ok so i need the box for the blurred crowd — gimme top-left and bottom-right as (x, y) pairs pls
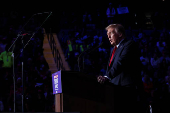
(0, 2), (170, 113)
(0, 11), (54, 112)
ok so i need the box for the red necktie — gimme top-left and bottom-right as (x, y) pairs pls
(109, 46), (117, 66)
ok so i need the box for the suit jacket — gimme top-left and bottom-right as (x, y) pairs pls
(106, 38), (142, 88)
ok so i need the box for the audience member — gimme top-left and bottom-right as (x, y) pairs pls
(159, 51), (170, 64)
(140, 52), (150, 67)
(106, 3), (116, 25)
(0, 44), (13, 78)
(82, 11), (93, 29)
(150, 52), (161, 69)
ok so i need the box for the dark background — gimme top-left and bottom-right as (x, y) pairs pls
(1, 0), (169, 16)
(0, 0), (169, 33)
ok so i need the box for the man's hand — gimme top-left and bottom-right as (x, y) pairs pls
(97, 75), (109, 84)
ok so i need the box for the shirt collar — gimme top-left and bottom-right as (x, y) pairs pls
(116, 39), (124, 48)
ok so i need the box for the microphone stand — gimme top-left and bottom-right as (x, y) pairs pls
(87, 42), (103, 54)
(8, 12), (52, 112)
(8, 13), (36, 113)
(8, 13), (36, 52)
(77, 46), (90, 72)
(21, 35), (24, 112)
(77, 42), (103, 72)
(21, 12), (52, 52)
(11, 44), (16, 112)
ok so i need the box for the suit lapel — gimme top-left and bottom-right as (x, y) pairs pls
(108, 39), (127, 68)
(112, 44), (123, 60)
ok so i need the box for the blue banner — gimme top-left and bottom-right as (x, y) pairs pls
(117, 7), (129, 14)
(52, 70), (62, 94)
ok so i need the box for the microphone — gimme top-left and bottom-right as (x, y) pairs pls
(34, 12), (52, 15)
(87, 42), (104, 54)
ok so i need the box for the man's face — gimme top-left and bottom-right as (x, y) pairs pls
(107, 28), (120, 46)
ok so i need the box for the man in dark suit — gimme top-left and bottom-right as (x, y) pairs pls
(97, 24), (143, 113)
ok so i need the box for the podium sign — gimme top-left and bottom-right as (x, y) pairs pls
(52, 70), (62, 94)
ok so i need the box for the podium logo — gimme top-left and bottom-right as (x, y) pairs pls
(54, 74), (59, 90)
(54, 74), (58, 79)
(52, 71), (62, 94)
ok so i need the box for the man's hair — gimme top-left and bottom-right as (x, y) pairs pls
(105, 24), (126, 37)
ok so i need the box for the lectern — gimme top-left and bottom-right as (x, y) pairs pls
(55, 71), (119, 113)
